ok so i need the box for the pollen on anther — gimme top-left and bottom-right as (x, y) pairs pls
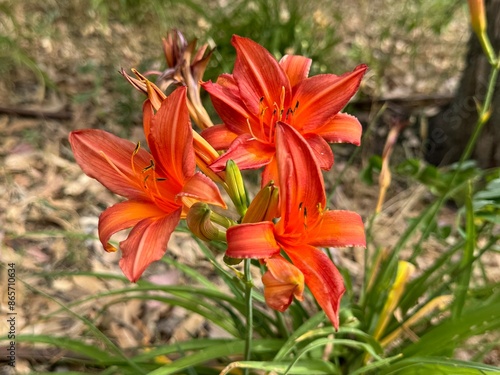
(142, 159), (155, 173)
(133, 142), (141, 155)
(131, 142), (141, 174)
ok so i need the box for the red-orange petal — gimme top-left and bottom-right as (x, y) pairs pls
(308, 210), (366, 248)
(69, 129), (150, 200)
(201, 124), (240, 150)
(226, 222), (280, 259)
(210, 134), (275, 172)
(275, 122), (325, 234)
(279, 55), (311, 88)
(202, 78), (253, 134)
(262, 255), (304, 312)
(261, 156), (279, 188)
(286, 245), (345, 329)
(293, 64), (367, 132)
(179, 172), (227, 209)
(148, 87), (195, 184)
(303, 132), (334, 170)
(119, 208), (182, 282)
(98, 200), (167, 254)
(232, 35), (291, 115)
(314, 113), (363, 146)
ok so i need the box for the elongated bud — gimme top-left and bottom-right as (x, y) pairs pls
(186, 202), (226, 242)
(225, 160), (248, 217)
(242, 181), (279, 223)
(468, 0), (487, 36)
(376, 119), (405, 213)
(192, 131), (226, 186)
(373, 261), (415, 340)
(467, 0), (496, 62)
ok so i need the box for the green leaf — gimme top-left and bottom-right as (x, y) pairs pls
(452, 182), (475, 319)
(381, 357), (500, 374)
(283, 338), (384, 375)
(360, 155), (382, 185)
(402, 297), (500, 357)
(219, 359), (338, 375)
(0, 335), (115, 362)
(273, 311), (326, 360)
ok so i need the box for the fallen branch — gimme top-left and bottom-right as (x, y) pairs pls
(0, 105), (72, 120)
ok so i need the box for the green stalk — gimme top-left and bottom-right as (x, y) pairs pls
(243, 259), (253, 375)
(459, 60), (499, 164)
(396, 55), (500, 261)
(451, 182), (476, 319)
(275, 310), (290, 339)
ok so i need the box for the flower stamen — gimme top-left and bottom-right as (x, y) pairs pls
(131, 142), (140, 175)
(246, 118), (258, 140)
(142, 159), (155, 173)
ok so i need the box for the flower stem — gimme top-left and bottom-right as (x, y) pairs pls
(459, 58), (499, 164)
(397, 45), (500, 262)
(243, 259), (253, 374)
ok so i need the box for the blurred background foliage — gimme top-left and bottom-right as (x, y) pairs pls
(0, 0), (466, 131)
(2, 0), (500, 373)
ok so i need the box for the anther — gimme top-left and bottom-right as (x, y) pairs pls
(131, 142), (141, 175)
(133, 142), (141, 155)
(142, 159), (155, 172)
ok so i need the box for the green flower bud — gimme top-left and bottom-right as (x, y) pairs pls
(225, 160), (248, 217)
(186, 202), (226, 242)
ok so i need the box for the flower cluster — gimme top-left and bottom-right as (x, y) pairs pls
(70, 31), (366, 328)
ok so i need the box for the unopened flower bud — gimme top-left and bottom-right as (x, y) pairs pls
(225, 160), (248, 217)
(468, 0), (487, 37)
(186, 202), (225, 242)
(242, 181), (279, 223)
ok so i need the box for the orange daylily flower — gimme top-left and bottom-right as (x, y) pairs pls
(69, 87), (226, 282)
(202, 35), (367, 184)
(121, 68), (226, 185)
(225, 122), (366, 328)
